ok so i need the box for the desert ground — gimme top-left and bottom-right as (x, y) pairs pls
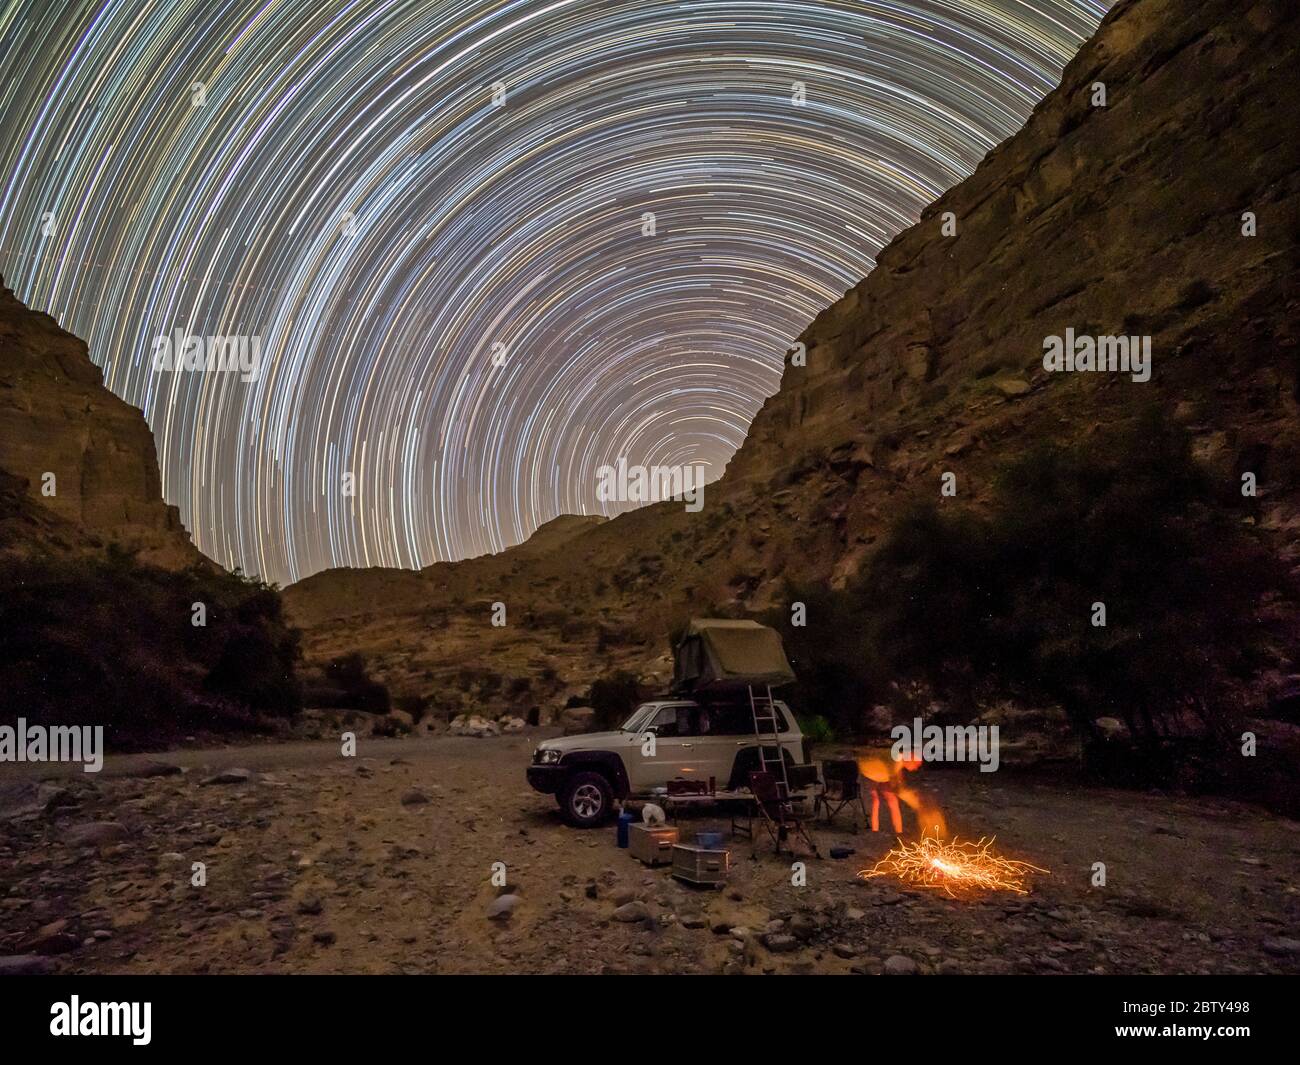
(2, 731), (1298, 976)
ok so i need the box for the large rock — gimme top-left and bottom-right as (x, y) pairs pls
(449, 714), (501, 738)
(561, 707), (597, 735)
(0, 277), (203, 568)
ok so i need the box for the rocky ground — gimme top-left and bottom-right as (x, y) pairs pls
(2, 733), (1297, 976)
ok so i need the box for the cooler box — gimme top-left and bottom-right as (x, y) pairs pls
(672, 843), (730, 886)
(628, 823), (679, 866)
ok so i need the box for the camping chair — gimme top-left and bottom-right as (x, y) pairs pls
(814, 759), (868, 830)
(745, 771), (820, 859)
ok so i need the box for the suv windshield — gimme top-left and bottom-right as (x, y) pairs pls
(619, 703), (659, 733)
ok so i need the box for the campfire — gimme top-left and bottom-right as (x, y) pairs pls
(859, 828), (1049, 897)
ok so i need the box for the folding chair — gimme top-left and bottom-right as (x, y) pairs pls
(746, 771), (820, 859)
(814, 759), (868, 830)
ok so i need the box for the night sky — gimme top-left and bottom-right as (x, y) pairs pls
(0, 0), (1107, 585)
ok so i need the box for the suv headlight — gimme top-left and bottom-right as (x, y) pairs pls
(534, 747), (562, 765)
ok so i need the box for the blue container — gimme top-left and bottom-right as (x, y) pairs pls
(617, 811), (635, 848)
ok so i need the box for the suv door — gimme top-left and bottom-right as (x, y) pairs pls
(627, 703), (708, 791)
(691, 703), (749, 788)
(702, 702), (765, 789)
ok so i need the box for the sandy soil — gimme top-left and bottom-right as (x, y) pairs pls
(2, 732), (1298, 975)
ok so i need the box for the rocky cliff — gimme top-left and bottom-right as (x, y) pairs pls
(283, 0), (1299, 725)
(0, 277), (203, 570)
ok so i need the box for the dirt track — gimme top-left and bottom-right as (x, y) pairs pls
(2, 732), (1298, 975)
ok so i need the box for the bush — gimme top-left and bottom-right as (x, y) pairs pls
(307, 652), (390, 713)
(0, 551), (302, 748)
(760, 586), (886, 735)
(861, 406), (1290, 780)
(798, 713), (835, 743)
(585, 670), (643, 730)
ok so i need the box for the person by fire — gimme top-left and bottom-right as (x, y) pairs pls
(858, 752), (947, 838)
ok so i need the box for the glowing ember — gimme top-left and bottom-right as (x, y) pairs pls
(859, 830), (1048, 897)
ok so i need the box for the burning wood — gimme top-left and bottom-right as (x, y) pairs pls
(859, 830), (1048, 897)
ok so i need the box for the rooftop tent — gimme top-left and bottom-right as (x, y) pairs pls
(671, 618), (797, 693)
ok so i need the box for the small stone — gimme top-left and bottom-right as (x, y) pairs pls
(764, 934), (799, 954)
(64, 822), (127, 847)
(295, 896), (323, 915)
(200, 768), (253, 785)
(680, 914), (707, 929)
(400, 788), (429, 806)
(488, 895), (521, 920)
(1262, 937), (1300, 957)
(789, 913), (817, 940)
(884, 954), (918, 975)
(614, 902), (650, 923)
(832, 943), (858, 959)
(0, 955), (54, 975)
(313, 930), (337, 946)
(132, 760), (183, 778)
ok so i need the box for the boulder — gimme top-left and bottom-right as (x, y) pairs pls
(561, 707), (597, 735)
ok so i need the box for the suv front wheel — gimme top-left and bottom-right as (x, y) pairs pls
(558, 770), (614, 828)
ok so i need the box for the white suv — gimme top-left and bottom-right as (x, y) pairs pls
(527, 698), (806, 827)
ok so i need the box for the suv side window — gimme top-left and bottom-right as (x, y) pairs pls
(648, 706), (678, 737)
(648, 705), (702, 738)
(705, 704), (752, 735)
(697, 703), (791, 735)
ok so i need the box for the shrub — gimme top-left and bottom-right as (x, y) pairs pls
(0, 552), (302, 748)
(759, 586), (886, 735)
(586, 670), (643, 730)
(308, 652), (390, 713)
(861, 406), (1290, 781)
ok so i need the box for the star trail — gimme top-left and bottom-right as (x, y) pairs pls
(0, 0), (1108, 585)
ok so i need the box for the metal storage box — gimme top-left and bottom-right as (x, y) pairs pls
(628, 823), (679, 866)
(672, 843), (730, 886)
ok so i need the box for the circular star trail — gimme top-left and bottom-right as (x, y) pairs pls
(0, 0), (1108, 585)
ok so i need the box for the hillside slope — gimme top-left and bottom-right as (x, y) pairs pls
(283, 0), (1299, 725)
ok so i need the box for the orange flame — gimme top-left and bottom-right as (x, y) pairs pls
(859, 829), (1049, 897)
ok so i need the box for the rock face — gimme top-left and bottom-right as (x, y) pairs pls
(283, 0), (1299, 729)
(0, 277), (202, 569)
